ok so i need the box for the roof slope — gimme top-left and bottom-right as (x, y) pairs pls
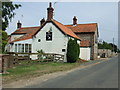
(10, 19), (82, 43)
(65, 23), (97, 33)
(10, 26), (40, 43)
(52, 20), (81, 40)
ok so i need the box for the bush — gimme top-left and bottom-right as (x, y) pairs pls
(37, 49), (45, 60)
(66, 38), (80, 63)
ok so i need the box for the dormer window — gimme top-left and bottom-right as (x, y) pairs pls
(46, 27), (52, 41)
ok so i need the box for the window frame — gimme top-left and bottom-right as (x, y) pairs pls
(46, 32), (52, 41)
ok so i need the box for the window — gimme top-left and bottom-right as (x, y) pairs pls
(62, 49), (65, 52)
(25, 44), (28, 53)
(29, 44), (32, 53)
(46, 27), (52, 41)
(18, 44), (21, 52)
(46, 32), (52, 41)
(15, 44), (17, 52)
(15, 43), (32, 53)
(22, 44), (24, 52)
(38, 39), (41, 42)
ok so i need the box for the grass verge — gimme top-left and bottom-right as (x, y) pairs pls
(2, 62), (81, 84)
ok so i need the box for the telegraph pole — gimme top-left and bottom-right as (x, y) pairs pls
(113, 38), (114, 55)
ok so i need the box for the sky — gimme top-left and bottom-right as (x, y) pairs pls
(6, 1), (118, 47)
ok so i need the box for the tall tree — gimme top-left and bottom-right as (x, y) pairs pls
(67, 38), (80, 63)
(0, 2), (21, 53)
(0, 29), (8, 53)
(2, 2), (21, 30)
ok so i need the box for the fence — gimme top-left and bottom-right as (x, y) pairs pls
(0, 52), (64, 73)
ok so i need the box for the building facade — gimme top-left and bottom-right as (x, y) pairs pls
(65, 17), (99, 60)
(6, 2), (99, 61)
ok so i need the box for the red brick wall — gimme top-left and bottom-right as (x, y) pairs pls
(76, 33), (95, 60)
(0, 54), (10, 73)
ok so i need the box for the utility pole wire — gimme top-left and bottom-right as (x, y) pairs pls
(20, 15), (23, 23)
(53, 2), (58, 17)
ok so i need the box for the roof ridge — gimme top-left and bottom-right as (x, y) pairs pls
(65, 23), (97, 26)
(17, 26), (40, 30)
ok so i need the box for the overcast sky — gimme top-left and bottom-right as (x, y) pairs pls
(6, 2), (118, 47)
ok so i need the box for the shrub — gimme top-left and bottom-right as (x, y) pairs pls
(66, 38), (80, 63)
(37, 49), (45, 60)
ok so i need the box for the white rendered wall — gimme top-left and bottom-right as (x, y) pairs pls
(80, 47), (91, 60)
(32, 22), (69, 62)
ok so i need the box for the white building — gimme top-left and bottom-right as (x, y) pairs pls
(6, 2), (99, 61)
(6, 3), (81, 62)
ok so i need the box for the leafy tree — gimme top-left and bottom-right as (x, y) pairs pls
(2, 2), (21, 30)
(0, 30), (8, 53)
(67, 38), (80, 63)
(117, 49), (120, 53)
(1, 2), (21, 53)
(98, 41), (119, 53)
(109, 43), (118, 53)
(98, 41), (112, 50)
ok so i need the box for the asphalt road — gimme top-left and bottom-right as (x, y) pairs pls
(27, 56), (118, 88)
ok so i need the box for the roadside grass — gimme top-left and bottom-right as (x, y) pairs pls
(2, 61), (81, 84)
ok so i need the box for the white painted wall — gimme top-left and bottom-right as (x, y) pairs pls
(32, 22), (68, 54)
(32, 22), (69, 62)
(8, 22), (81, 62)
(80, 47), (91, 60)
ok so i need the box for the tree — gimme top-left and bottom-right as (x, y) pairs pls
(98, 41), (112, 50)
(1, 2), (21, 53)
(109, 43), (118, 53)
(0, 30), (8, 53)
(66, 38), (80, 63)
(98, 41), (119, 53)
(2, 2), (21, 30)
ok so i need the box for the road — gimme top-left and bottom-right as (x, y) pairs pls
(27, 56), (118, 88)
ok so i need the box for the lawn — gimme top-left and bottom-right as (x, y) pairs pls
(2, 61), (81, 84)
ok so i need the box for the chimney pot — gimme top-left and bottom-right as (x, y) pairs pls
(49, 2), (52, 7)
(17, 20), (22, 28)
(47, 2), (54, 21)
(73, 16), (77, 25)
(40, 18), (45, 26)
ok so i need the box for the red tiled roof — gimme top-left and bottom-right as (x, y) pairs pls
(65, 23), (97, 33)
(10, 19), (82, 43)
(80, 40), (90, 47)
(10, 26), (40, 43)
(52, 20), (81, 40)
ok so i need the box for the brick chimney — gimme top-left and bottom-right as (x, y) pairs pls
(47, 2), (54, 21)
(17, 20), (22, 28)
(40, 18), (45, 26)
(73, 16), (77, 25)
